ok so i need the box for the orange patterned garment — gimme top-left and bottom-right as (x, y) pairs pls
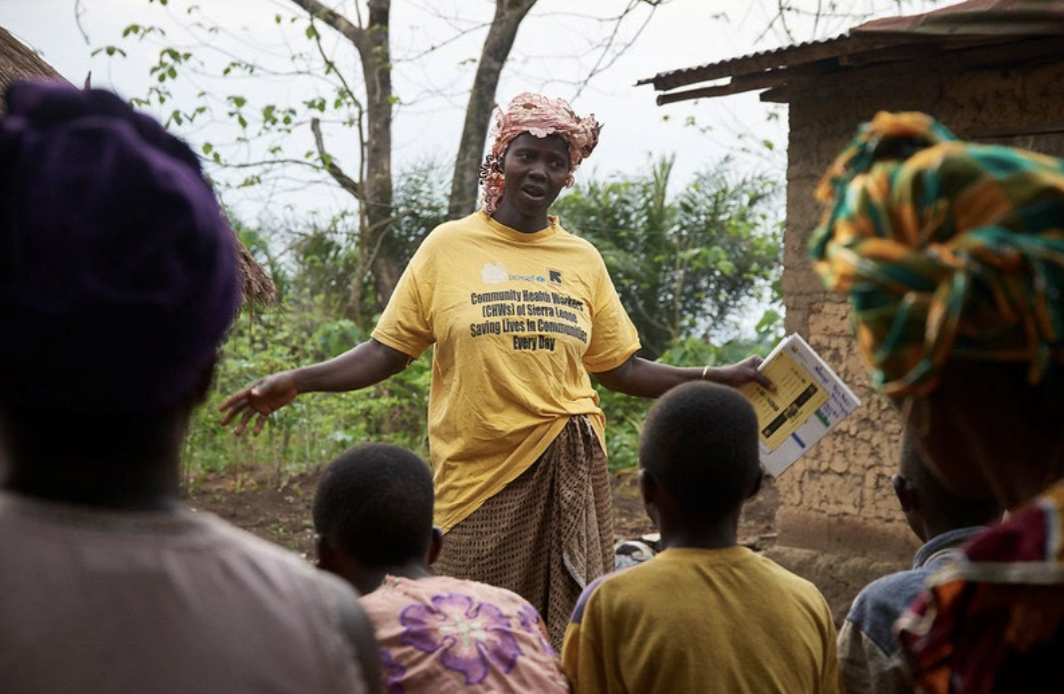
(896, 480), (1064, 694)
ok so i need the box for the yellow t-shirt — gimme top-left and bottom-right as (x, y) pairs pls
(372, 211), (640, 531)
(561, 547), (842, 694)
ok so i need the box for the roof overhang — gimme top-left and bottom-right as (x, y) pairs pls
(638, 0), (1064, 105)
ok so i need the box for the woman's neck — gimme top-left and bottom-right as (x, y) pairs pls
(490, 204), (549, 234)
(1, 410), (187, 512)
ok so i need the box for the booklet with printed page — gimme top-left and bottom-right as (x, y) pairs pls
(738, 333), (861, 477)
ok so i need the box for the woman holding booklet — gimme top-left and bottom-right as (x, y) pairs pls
(220, 92), (772, 646)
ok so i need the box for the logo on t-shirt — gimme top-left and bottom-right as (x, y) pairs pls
(549, 270), (562, 284)
(482, 262), (507, 285)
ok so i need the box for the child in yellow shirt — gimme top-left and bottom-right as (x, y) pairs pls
(561, 381), (842, 694)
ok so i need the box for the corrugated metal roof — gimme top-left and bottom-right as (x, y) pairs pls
(855, 0), (1064, 35)
(635, 35), (850, 92)
(635, 33), (918, 93)
(639, 0), (1064, 103)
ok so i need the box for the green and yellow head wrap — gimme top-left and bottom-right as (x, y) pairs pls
(810, 111), (1064, 397)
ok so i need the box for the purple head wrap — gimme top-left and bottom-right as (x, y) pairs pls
(0, 81), (239, 414)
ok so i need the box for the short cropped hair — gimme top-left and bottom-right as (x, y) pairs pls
(639, 381), (761, 523)
(313, 443), (435, 567)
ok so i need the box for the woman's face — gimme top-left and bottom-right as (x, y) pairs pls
(499, 132), (570, 218)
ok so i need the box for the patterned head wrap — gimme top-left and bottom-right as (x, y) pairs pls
(0, 80), (239, 414)
(810, 111), (1064, 398)
(479, 92), (601, 215)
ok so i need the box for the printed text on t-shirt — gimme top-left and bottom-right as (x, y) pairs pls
(468, 289), (588, 349)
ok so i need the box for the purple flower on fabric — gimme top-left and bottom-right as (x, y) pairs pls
(516, 603), (556, 657)
(379, 648), (406, 694)
(399, 592), (524, 685)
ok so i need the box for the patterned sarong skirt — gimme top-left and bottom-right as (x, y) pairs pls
(433, 415), (614, 650)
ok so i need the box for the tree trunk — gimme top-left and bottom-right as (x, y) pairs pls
(291, 0), (540, 315)
(356, 0), (399, 314)
(447, 0), (538, 219)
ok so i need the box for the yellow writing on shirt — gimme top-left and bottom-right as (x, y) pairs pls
(739, 349), (829, 451)
(467, 289), (588, 349)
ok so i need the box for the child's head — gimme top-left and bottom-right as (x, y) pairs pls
(639, 381), (762, 532)
(892, 429), (1002, 543)
(313, 443), (438, 591)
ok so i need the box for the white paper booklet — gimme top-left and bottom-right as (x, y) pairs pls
(738, 333), (861, 477)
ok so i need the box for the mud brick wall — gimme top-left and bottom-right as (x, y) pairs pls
(770, 52), (1064, 621)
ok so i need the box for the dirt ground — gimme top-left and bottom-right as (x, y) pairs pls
(187, 465), (778, 561)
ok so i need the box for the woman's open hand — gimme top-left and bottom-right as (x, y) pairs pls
(219, 371), (299, 436)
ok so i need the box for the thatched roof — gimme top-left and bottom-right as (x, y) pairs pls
(233, 233), (278, 307)
(0, 25), (66, 109)
(0, 24), (277, 307)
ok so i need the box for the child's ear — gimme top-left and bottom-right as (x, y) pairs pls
(892, 474), (918, 513)
(316, 533), (336, 571)
(639, 468), (665, 530)
(638, 468), (657, 506)
(427, 526), (444, 567)
(747, 472), (763, 500)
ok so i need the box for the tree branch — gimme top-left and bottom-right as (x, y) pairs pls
(308, 16), (364, 113)
(306, 14), (369, 210)
(397, 19), (492, 63)
(74, 0), (91, 45)
(571, 0), (661, 100)
(286, 0), (366, 48)
(447, 0), (539, 218)
(311, 117), (362, 199)
(219, 158), (323, 170)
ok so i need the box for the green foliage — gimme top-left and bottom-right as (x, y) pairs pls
(289, 216), (361, 317)
(181, 161), (449, 481)
(343, 158), (449, 320)
(554, 157), (782, 359)
(390, 158), (450, 268)
(103, 4), (363, 169)
(184, 292), (431, 485)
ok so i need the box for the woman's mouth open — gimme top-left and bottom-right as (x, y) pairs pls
(521, 184), (546, 199)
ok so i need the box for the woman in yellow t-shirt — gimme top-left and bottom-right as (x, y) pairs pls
(221, 92), (771, 646)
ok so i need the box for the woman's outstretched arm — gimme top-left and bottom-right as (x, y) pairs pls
(219, 338), (412, 435)
(593, 354), (772, 399)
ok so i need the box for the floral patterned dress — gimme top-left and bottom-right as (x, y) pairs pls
(361, 574), (570, 693)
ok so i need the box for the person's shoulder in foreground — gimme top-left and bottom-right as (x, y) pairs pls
(314, 442), (569, 693)
(0, 495), (376, 693)
(0, 79), (377, 694)
(561, 381), (841, 694)
(837, 431), (1001, 694)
